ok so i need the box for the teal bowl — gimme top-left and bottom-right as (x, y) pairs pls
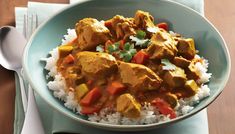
(23, 0), (231, 131)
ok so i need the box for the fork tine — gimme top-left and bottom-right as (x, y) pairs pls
(25, 14), (39, 40)
(30, 14), (33, 38)
(23, 14), (27, 38)
(32, 14), (38, 33)
(35, 14), (39, 28)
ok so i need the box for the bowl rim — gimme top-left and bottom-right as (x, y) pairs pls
(22, 0), (231, 130)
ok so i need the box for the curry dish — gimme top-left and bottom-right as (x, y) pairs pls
(55, 10), (208, 119)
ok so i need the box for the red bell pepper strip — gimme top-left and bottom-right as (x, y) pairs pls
(157, 22), (168, 31)
(119, 40), (125, 50)
(104, 20), (112, 28)
(80, 87), (102, 106)
(151, 98), (176, 119)
(107, 81), (126, 95)
(86, 80), (93, 86)
(132, 51), (149, 64)
(63, 54), (75, 64)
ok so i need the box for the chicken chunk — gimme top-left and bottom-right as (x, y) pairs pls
(106, 15), (136, 40)
(177, 38), (196, 59)
(163, 66), (187, 88)
(173, 56), (191, 68)
(146, 31), (177, 59)
(75, 18), (111, 50)
(164, 93), (178, 108)
(76, 51), (118, 79)
(118, 61), (162, 90)
(187, 58), (201, 80)
(116, 93), (141, 118)
(64, 66), (85, 89)
(116, 22), (136, 40)
(134, 10), (155, 29)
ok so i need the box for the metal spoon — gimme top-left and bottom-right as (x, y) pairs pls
(0, 26), (28, 112)
(0, 26), (44, 134)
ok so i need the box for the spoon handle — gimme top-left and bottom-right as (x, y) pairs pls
(16, 69), (28, 113)
(21, 86), (45, 134)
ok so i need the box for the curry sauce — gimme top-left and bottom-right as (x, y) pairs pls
(55, 10), (204, 118)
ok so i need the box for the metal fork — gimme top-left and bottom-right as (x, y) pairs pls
(23, 14), (38, 40)
(21, 14), (39, 112)
(21, 14), (45, 134)
(19, 14), (35, 113)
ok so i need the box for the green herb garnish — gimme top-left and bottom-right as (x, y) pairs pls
(141, 39), (150, 48)
(161, 59), (176, 70)
(108, 42), (120, 53)
(96, 45), (104, 52)
(136, 30), (146, 39)
(123, 42), (133, 51)
(105, 41), (137, 62)
(130, 36), (150, 48)
(129, 30), (150, 48)
(119, 43), (137, 62)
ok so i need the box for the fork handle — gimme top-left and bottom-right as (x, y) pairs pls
(16, 69), (28, 113)
(21, 86), (45, 134)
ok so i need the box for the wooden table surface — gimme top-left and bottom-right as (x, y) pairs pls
(0, 0), (234, 134)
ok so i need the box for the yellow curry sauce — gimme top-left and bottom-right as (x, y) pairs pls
(56, 10), (203, 119)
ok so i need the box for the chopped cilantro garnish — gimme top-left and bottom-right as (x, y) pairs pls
(136, 30), (146, 39)
(123, 52), (133, 62)
(96, 45), (104, 52)
(129, 47), (137, 55)
(120, 51), (135, 62)
(161, 59), (176, 70)
(108, 42), (120, 53)
(129, 36), (150, 48)
(119, 43), (137, 62)
(124, 42), (131, 51)
(129, 30), (151, 47)
(142, 40), (150, 47)
(123, 42), (135, 51)
(147, 27), (158, 33)
(104, 41), (137, 62)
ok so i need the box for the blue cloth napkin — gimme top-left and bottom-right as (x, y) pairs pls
(14, 0), (208, 134)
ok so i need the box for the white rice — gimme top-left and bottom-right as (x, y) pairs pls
(61, 28), (77, 45)
(88, 103), (170, 125)
(194, 55), (212, 84)
(44, 29), (212, 125)
(47, 74), (66, 101)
